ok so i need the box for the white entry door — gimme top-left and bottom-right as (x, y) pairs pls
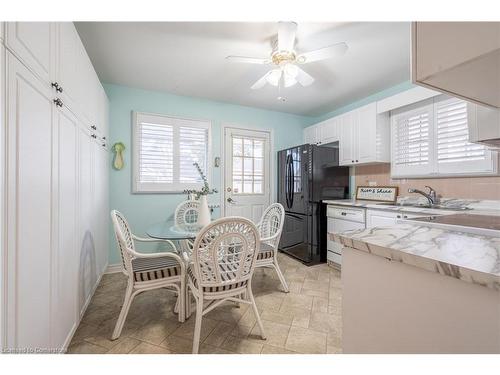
(223, 127), (271, 222)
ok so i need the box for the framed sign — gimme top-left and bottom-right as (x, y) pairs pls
(355, 186), (398, 203)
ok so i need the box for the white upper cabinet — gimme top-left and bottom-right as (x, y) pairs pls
(412, 22), (500, 108)
(339, 103), (390, 166)
(304, 118), (339, 146)
(338, 113), (356, 165)
(5, 22), (55, 84)
(468, 103), (500, 147)
(56, 23), (80, 114)
(304, 103), (390, 166)
(304, 124), (320, 145)
(319, 117), (339, 144)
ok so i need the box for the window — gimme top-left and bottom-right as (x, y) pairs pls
(391, 96), (496, 178)
(231, 136), (264, 194)
(133, 112), (211, 192)
(392, 103), (433, 177)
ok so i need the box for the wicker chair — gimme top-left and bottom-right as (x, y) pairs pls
(174, 200), (200, 260)
(255, 203), (289, 292)
(110, 210), (186, 340)
(188, 217), (266, 354)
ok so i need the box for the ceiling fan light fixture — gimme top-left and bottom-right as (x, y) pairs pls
(284, 63), (299, 78)
(266, 69), (282, 86)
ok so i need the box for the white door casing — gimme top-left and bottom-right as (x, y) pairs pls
(223, 127), (271, 222)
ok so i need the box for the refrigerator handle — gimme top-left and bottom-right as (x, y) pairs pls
(285, 154), (291, 209)
(290, 156), (295, 207)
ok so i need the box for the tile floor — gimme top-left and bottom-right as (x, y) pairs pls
(67, 253), (343, 354)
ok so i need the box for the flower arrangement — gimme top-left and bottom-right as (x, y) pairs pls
(183, 162), (218, 199)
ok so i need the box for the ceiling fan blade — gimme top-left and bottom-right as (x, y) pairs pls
(251, 72), (271, 90)
(278, 21), (297, 51)
(225, 56), (270, 64)
(297, 42), (348, 64)
(296, 66), (315, 87)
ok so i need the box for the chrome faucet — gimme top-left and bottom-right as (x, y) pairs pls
(408, 185), (438, 206)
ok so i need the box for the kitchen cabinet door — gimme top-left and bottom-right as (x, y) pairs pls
(6, 22), (54, 84)
(339, 114), (356, 165)
(357, 103), (377, 163)
(304, 125), (319, 145)
(366, 210), (398, 228)
(5, 52), (54, 348)
(320, 118), (339, 144)
(52, 105), (79, 349)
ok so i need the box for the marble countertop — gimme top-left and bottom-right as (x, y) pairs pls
(330, 224), (500, 290)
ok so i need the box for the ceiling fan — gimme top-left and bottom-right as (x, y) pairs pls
(226, 22), (348, 100)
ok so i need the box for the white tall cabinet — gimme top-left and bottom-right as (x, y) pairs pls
(1, 22), (109, 351)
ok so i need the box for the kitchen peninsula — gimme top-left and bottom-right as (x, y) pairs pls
(331, 222), (500, 353)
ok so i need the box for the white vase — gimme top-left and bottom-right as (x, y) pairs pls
(197, 195), (211, 227)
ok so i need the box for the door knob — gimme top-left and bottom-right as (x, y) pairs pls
(227, 197), (236, 204)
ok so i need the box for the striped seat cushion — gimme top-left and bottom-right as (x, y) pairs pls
(187, 266), (247, 293)
(257, 243), (274, 261)
(132, 256), (182, 282)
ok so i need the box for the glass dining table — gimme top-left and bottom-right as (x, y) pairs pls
(146, 220), (200, 241)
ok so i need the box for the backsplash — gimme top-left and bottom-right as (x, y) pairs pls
(354, 164), (500, 200)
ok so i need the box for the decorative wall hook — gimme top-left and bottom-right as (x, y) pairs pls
(112, 142), (126, 170)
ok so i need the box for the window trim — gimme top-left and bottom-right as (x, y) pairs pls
(132, 111), (212, 194)
(390, 96), (498, 179)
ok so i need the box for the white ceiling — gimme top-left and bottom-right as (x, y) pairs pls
(75, 22), (411, 117)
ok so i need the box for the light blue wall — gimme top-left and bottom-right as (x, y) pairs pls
(105, 83), (315, 265)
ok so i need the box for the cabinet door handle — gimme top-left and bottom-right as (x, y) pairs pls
(51, 82), (63, 93)
(91, 125), (97, 130)
(91, 134), (97, 139)
(397, 215), (401, 219)
(356, 160), (359, 163)
(53, 98), (63, 107)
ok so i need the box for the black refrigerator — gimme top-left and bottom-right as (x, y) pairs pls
(277, 144), (349, 264)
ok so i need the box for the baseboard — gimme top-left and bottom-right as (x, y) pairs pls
(105, 263), (123, 274)
(60, 268), (106, 353)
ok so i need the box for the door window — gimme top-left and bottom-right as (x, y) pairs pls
(232, 136), (264, 194)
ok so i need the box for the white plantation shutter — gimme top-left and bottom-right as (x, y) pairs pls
(179, 125), (208, 183)
(138, 122), (174, 184)
(391, 103), (433, 177)
(391, 96), (496, 178)
(133, 112), (211, 192)
(435, 97), (492, 174)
